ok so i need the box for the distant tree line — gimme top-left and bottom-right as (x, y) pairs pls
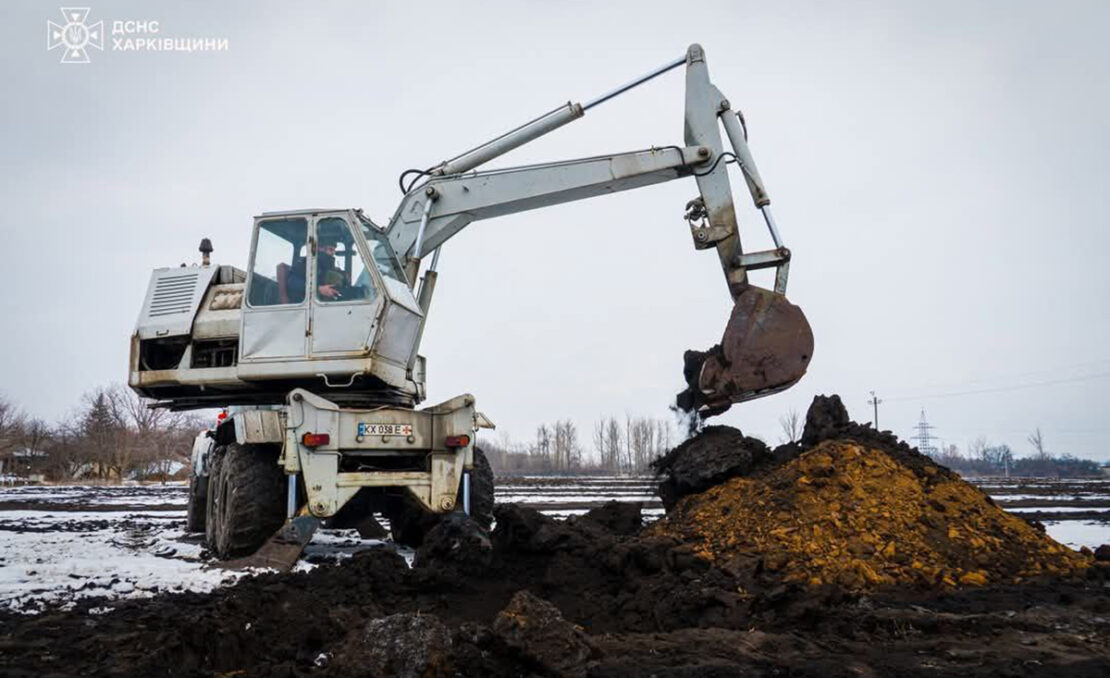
(8, 390), (1098, 483)
(927, 428), (1104, 478)
(0, 386), (205, 483)
(480, 415), (677, 475)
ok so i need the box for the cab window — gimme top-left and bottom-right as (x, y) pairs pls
(315, 217), (376, 303)
(248, 217), (307, 307)
(360, 222), (407, 283)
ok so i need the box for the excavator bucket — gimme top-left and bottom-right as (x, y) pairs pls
(679, 285), (813, 416)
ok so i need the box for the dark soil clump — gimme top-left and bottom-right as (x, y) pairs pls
(578, 500), (644, 535)
(413, 512), (493, 574)
(652, 425), (773, 509)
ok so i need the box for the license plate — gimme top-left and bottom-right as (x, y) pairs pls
(358, 422), (413, 437)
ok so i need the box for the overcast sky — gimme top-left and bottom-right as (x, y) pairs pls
(2, 1), (1107, 460)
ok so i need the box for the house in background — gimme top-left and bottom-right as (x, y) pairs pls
(0, 448), (49, 483)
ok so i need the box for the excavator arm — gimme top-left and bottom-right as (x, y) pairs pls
(385, 44), (813, 415)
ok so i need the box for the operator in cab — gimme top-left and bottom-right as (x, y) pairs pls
(315, 232), (345, 301)
(315, 218), (372, 302)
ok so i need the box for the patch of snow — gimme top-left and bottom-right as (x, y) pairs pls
(0, 519), (248, 614)
(498, 493), (660, 504)
(1006, 506), (1110, 515)
(1043, 520), (1110, 550)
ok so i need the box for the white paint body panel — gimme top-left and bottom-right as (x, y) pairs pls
(136, 266), (217, 340)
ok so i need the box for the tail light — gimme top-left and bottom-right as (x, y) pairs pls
(445, 434), (471, 448)
(302, 433), (330, 448)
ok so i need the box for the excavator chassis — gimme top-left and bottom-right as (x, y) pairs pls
(205, 388), (491, 568)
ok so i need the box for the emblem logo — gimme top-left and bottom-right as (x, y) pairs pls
(47, 8), (104, 64)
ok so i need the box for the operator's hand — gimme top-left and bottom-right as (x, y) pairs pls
(318, 284), (341, 299)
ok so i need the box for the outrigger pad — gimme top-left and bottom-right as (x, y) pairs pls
(678, 286), (813, 416)
(219, 516), (321, 572)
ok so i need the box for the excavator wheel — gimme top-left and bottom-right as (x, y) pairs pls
(385, 446), (495, 548)
(467, 446), (496, 528)
(204, 446), (226, 549)
(185, 470), (208, 533)
(207, 443), (286, 559)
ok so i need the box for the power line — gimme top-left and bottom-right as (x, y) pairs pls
(889, 357), (1110, 393)
(884, 370), (1110, 403)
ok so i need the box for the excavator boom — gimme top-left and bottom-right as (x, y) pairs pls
(388, 43), (813, 415)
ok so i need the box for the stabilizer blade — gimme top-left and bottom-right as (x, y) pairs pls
(219, 516), (320, 572)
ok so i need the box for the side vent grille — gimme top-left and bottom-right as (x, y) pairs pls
(149, 272), (200, 317)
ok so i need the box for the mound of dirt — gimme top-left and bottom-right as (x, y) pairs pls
(650, 396), (1093, 591)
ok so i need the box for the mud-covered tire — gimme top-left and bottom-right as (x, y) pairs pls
(468, 446), (495, 529)
(204, 446), (226, 549)
(211, 443), (286, 559)
(186, 471), (208, 533)
(386, 446), (495, 547)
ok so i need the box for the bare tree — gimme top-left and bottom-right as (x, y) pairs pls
(778, 407), (802, 444)
(534, 424), (551, 466)
(106, 384), (191, 479)
(617, 417), (672, 473)
(71, 384), (193, 480)
(626, 416), (645, 472)
(552, 419), (582, 470)
(967, 436), (988, 463)
(599, 418), (620, 473)
(15, 418), (52, 478)
(20, 418), (50, 452)
(936, 443), (962, 467)
(657, 418), (673, 457)
(592, 419), (606, 469)
(623, 415), (635, 473)
(1027, 427), (1048, 460)
(46, 422), (85, 480)
(0, 396), (24, 476)
(982, 444), (1014, 471)
(77, 388), (122, 478)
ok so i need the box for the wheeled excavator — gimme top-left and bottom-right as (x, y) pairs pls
(129, 44), (813, 568)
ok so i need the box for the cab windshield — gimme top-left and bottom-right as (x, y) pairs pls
(359, 218), (407, 283)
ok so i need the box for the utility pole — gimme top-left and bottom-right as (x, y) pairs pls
(867, 391), (882, 429)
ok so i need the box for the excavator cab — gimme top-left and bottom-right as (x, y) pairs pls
(237, 209), (427, 404)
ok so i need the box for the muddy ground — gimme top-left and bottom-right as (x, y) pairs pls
(2, 398), (1109, 677)
(0, 500), (1108, 677)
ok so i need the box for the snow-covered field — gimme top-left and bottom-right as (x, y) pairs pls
(0, 507), (238, 612)
(0, 476), (1107, 613)
(0, 484), (400, 613)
